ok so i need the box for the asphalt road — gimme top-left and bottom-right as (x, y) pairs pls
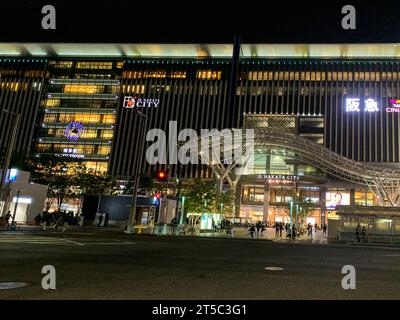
(0, 229), (400, 300)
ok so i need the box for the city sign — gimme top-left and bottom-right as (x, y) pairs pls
(123, 95), (160, 109)
(257, 174), (300, 181)
(345, 98), (379, 113)
(387, 99), (400, 113)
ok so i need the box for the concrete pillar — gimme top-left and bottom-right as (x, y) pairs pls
(350, 188), (355, 206)
(234, 181), (241, 220)
(263, 182), (270, 223)
(320, 188), (327, 225)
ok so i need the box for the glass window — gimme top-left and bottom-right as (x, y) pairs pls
(197, 70), (222, 80)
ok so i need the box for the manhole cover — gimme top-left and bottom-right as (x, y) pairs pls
(264, 267), (284, 271)
(0, 282), (27, 290)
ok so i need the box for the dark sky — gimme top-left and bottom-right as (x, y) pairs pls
(1, 0), (400, 43)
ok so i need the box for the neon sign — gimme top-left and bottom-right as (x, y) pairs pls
(345, 98), (379, 113)
(123, 95), (160, 109)
(257, 174), (300, 181)
(387, 99), (400, 113)
(65, 122), (84, 141)
(9, 169), (17, 182)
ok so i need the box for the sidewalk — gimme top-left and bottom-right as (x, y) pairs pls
(198, 227), (334, 244)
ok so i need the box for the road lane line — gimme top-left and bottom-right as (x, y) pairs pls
(61, 239), (85, 246)
(81, 242), (136, 245)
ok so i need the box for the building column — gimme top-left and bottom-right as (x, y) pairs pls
(263, 182), (270, 223)
(320, 187), (327, 225)
(234, 181), (241, 220)
(350, 188), (355, 206)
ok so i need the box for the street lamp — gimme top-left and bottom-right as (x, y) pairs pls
(0, 110), (21, 217)
(11, 188), (22, 226)
(126, 110), (149, 234)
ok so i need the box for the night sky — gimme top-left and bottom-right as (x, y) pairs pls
(1, 0), (400, 43)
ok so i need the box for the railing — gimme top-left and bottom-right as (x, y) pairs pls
(338, 231), (400, 245)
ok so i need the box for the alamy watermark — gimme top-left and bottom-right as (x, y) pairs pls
(145, 121), (254, 174)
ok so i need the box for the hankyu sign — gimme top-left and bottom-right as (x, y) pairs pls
(257, 174), (300, 181)
(123, 95), (160, 109)
(345, 98), (379, 113)
(387, 99), (400, 113)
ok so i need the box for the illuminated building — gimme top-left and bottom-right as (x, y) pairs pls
(35, 60), (123, 172)
(0, 43), (399, 226)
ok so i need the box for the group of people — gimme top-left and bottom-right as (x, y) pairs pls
(34, 211), (73, 232)
(355, 224), (367, 242)
(247, 221), (266, 238)
(212, 219), (234, 236)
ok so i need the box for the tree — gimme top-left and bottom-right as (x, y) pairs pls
(28, 155), (118, 212)
(182, 179), (217, 214)
(182, 179), (235, 216)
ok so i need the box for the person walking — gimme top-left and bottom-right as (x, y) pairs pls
(307, 223), (312, 237)
(275, 222), (280, 237)
(5, 211), (12, 229)
(249, 224), (256, 238)
(355, 224), (360, 242)
(361, 226), (366, 243)
(292, 225), (297, 239)
(34, 213), (42, 226)
(256, 222), (261, 236)
(226, 222), (233, 237)
(323, 224), (327, 236)
(279, 222), (283, 237)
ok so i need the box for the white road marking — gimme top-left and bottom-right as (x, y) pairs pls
(61, 238), (85, 246)
(0, 236), (136, 246)
(82, 242), (136, 245)
(265, 267), (284, 271)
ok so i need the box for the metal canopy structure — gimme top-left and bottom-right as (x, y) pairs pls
(186, 127), (400, 207)
(3, 43), (400, 58)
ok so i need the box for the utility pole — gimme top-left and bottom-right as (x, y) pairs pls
(0, 111), (21, 217)
(126, 110), (149, 234)
(11, 188), (21, 225)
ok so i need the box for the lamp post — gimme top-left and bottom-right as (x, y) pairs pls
(11, 188), (22, 225)
(0, 110), (21, 217)
(126, 110), (149, 234)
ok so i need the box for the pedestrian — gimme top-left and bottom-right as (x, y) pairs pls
(249, 224), (256, 238)
(279, 222), (283, 237)
(261, 222), (266, 236)
(275, 222), (280, 237)
(34, 213), (42, 226)
(98, 214), (103, 227)
(355, 224), (360, 242)
(307, 223), (312, 237)
(361, 226), (366, 243)
(292, 225), (297, 239)
(256, 221), (261, 236)
(323, 224), (327, 236)
(5, 211), (12, 229)
(226, 222), (233, 236)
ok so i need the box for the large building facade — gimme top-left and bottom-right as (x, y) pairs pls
(1, 43), (400, 226)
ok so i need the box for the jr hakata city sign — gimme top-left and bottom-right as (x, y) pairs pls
(123, 95), (160, 109)
(257, 174), (301, 181)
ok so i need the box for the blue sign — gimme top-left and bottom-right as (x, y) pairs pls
(9, 169), (17, 182)
(65, 122), (84, 141)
